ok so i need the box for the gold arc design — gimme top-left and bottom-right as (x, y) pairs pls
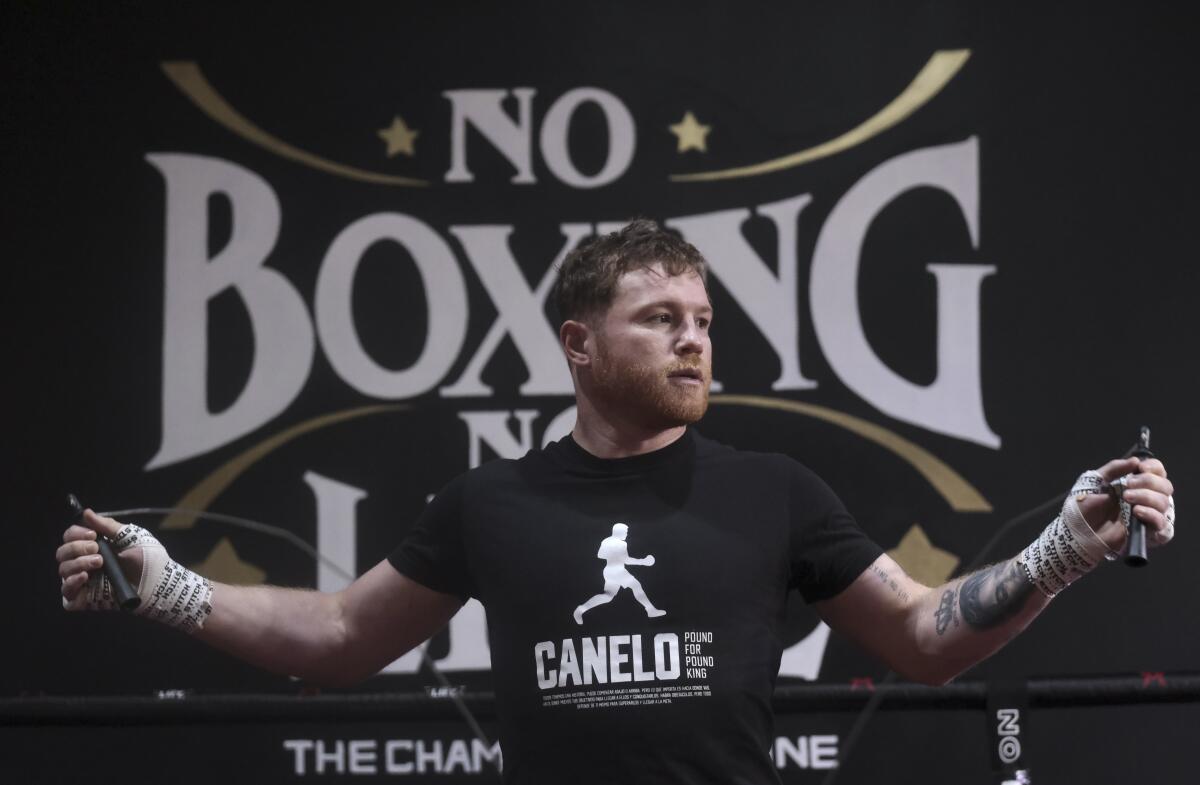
(164, 395), (987, 531)
(160, 62), (429, 187)
(669, 49), (971, 182)
(161, 404), (409, 530)
(710, 394), (991, 512)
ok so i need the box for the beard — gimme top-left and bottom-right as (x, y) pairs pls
(592, 342), (711, 429)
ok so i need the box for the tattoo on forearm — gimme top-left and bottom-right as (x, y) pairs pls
(870, 563), (911, 604)
(934, 588), (959, 635)
(957, 560), (1035, 630)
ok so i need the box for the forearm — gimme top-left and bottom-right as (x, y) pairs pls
(906, 558), (1050, 685)
(197, 583), (354, 686)
(62, 516), (459, 686)
(818, 462), (1174, 687)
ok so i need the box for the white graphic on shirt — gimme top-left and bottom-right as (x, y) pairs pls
(573, 523), (666, 625)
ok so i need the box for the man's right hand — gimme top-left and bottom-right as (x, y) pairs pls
(58, 509), (144, 610)
(57, 510), (463, 685)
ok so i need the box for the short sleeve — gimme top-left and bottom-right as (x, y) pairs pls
(387, 473), (477, 601)
(787, 463), (884, 603)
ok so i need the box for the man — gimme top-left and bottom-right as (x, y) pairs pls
(58, 220), (1176, 784)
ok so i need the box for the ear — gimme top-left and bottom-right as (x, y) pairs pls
(560, 319), (594, 367)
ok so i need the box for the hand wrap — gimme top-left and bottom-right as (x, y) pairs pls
(1018, 471), (1117, 598)
(63, 524), (213, 634)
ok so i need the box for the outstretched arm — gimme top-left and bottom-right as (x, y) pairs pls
(59, 510), (463, 687)
(199, 561), (462, 685)
(813, 457), (1174, 685)
(816, 552), (1047, 685)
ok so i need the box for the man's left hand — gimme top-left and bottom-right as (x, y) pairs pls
(1079, 457), (1175, 551)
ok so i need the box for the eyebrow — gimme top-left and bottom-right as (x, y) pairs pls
(637, 300), (713, 315)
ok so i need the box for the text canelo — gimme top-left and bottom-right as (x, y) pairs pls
(535, 631), (716, 689)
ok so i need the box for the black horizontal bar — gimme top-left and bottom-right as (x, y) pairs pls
(4, 673), (1197, 726)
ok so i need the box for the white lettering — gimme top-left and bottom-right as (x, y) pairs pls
(415, 740), (442, 774)
(631, 635), (654, 682)
(430, 598), (492, 671)
(442, 223), (588, 396)
(444, 88), (536, 184)
(773, 735), (839, 770)
(669, 195), (817, 391)
(146, 153), (314, 469)
(654, 633), (680, 679)
(315, 739), (345, 774)
(541, 405), (577, 447)
(458, 410), (539, 469)
(811, 735), (838, 769)
(778, 621), (830, 681)
(535, 634), (680, 689)
(810, 137), (999, 447)
(539, 88), (636, 188)
(290, 737), (498, 776)
(472, 739), (503, 773)
(558, 639), (583, 687)
(283, 739), (313, 775)
(535, 641), (556, 689)
(348, 739), (376, 774)
(384, 740), (413, 774)
(774, 736), (808, 769)
(582, 636), (607, 684)
(316, 213), (468, 399)
(443, 739), (471, 774)
(304, 471), (365, 594)
(609, 634), (631, 683)
(997, 707), (1021, 734)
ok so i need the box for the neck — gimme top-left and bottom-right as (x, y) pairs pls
(571, 400), (687, 459)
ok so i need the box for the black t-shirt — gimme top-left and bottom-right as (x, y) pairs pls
(389, 429), (882, 785)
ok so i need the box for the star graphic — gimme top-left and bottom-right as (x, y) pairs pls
(886, 524), (960, 586)
(190, 537), (267, 586)
(378, 115), (419, 157)
(668, 111), (711, 153)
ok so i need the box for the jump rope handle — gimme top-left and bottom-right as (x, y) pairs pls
(1125, 427), (1153, 567)
(67, 494), (141, 610)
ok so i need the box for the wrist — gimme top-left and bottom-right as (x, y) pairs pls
(1019, 479), (1114, 598)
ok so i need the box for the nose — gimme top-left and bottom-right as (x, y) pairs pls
(675, 317), (705, 355)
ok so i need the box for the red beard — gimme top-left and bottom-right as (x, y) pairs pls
(593, 344), (710, 429)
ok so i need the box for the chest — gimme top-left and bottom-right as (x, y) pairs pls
(462, 475), (793, 634)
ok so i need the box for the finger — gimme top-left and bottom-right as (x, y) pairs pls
(62, 525), (97, 544)
(59, 553), (104, 580)
(1095, 457), (1140, 482)
(55, 539), (99, 563)
(62, 571), (89, 602)
(1136, 458), (1167, 478)
(81, 509), (124, 539)
(1131, 505), (1168, 532)
(1123, 488), (1173, 515)
(1125, 473), (1174, 497)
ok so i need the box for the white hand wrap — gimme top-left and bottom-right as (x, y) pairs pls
(1018, 471), (1115, 598)
(64, 524), (213, 634)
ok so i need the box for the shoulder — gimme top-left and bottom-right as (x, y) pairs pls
(692, 431), (846, 513)
(447, 440), (560, 496)
(692, 430), (824, 483)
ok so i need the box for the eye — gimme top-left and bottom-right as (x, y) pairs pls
(696, 317), (711, 330)
(648, 313), (672, 324)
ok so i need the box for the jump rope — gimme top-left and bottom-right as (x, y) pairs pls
(67, 428), (1156, 780)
